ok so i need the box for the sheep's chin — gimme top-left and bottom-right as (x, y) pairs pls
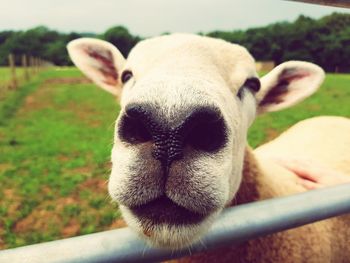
(120, 205), (220, 249)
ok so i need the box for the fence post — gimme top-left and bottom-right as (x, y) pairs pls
(35, 57), (39, 74)
(38, 58), (42, 71)
(29, 56), (35, 75)
(8, 53), (17, 90)
(22, 54), (30, 81)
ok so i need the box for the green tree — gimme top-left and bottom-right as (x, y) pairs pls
(102, 26), (140, 57)
(0, 13), (349, 71)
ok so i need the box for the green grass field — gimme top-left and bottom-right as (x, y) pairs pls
(0, 67), (30, 101)
(0, 67), (349, 249)
(0, 67), (26, 85)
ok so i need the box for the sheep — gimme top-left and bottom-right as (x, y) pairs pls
(67, 33), (350, 262)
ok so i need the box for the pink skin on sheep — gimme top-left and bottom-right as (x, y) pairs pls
(274, 158), (350, 189)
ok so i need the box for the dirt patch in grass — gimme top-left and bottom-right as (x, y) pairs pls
(109, 218), (127, 229)
(79, 178), (108, 194)
(19, 77), (91, 115)
(19, 85), (53, 113)
(13, 196), (79, 234)
(19, 75), (111, 128)
(98, 162), (112, 179)
(61, 218), (80, 238)
(0, 163), (13, 173)
(7, 201), (22, 217)
(306, 104), (321, 111)
(14, 209), (61, 233)
(60, 196), (79, 206)
(0, 222), (5, 249)
(44, 77), (91, 85)
(0, 231), (6, 249)
(65, 101), (103, 128)
(70, 166), (93, 176)
(265, 128), (280, 142)
(3, 189), (22, 215)
(3, 189), (15, 198)
(41, 186), (52, 196)
(57, 155), (70, 162)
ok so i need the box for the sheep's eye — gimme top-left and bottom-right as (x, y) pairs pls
(121, 70), (133, 84)
(237, 77), (261, 100)
(245, 77), (261, 92)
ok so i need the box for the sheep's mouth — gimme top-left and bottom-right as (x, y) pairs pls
(129, 195), (205, 225)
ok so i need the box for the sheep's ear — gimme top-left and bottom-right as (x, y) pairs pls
(67, 38), (126, 97)
(256, 61), (325, 114)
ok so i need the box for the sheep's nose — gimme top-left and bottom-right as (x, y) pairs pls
(118, 103), (227, 166)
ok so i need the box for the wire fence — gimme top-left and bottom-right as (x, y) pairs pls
(0, 54), (52, 100)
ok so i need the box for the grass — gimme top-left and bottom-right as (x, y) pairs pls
(0, 67), (349, 249)
(0, 67), (26, 84)
(0, 67), (122, 249)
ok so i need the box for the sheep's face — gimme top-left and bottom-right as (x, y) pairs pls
(68, 34), (325, 249)
(110, 35), (258, 248)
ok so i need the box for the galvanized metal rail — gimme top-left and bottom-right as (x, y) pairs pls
(287, 0), (350, 8)
(1, 183), (350, 263)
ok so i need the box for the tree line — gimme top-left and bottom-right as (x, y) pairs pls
(0, 12), (349, 72)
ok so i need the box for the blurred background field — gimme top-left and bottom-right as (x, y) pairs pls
(0, 67), (349, 249)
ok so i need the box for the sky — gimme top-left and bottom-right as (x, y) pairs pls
(0, 0), (349, 36)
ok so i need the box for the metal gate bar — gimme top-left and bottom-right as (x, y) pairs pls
(286, 0), (350, 8)
(1, 183), (350, 263)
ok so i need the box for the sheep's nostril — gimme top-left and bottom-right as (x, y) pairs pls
(118, 104), (153, 144)
(182, 108), (227, 152)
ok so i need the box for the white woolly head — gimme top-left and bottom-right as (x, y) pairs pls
(67, 33), (325, 249)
